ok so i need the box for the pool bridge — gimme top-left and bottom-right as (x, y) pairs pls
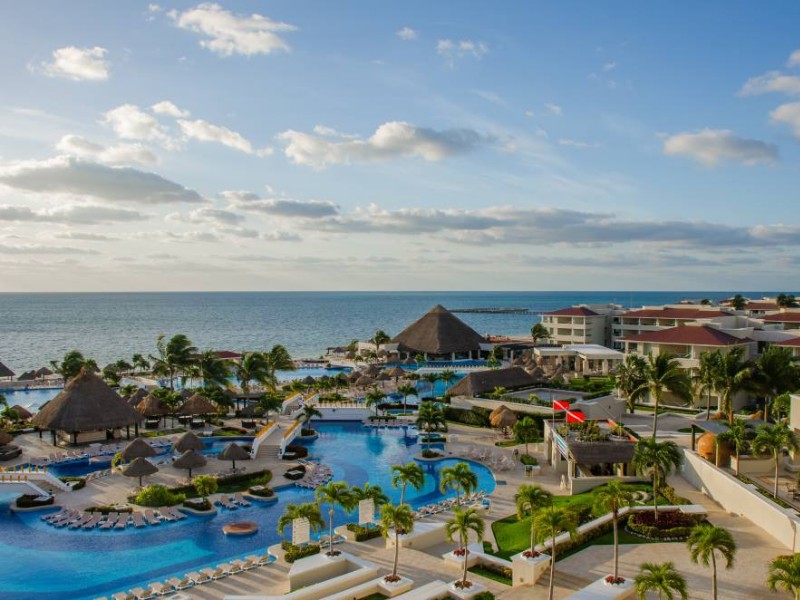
(0, 465), (71, 495)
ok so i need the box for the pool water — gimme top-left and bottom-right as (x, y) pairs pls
(0, 420), (494, 599)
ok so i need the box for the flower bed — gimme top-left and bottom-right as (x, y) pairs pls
(346, 523), (382, 541)
(281, 540), (321, 563)
(605, 575), (626, 585)
(626, 511), (702, 541)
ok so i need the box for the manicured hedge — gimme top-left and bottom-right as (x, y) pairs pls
(16, 494), (54, 508)
(346, 523), (382, 541)
(281, 541), (321, 562)
(626, 511), (701, 541)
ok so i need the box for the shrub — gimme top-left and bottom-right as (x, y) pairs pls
(469, 562), (512, 585)
(661, 485), (690, 505)
(281, 541), (321, 562)
(421, 449), (441, 459)
(59, 476), (86, 491)
(133, 484), (185, 507)
(474, 592), (496, 600)
(626, 511), (700, 541)
(444, 406), (491, 427)
(248, 486), (274, 498)
(346, 523), (382, 541)
(284, 466), (306, 481)
(15, 494), (54, 508)
(520, 454), (538, 466)
(283, 444), (308, 459)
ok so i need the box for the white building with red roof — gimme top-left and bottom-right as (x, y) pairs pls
(611, 305), (736, 350)
(539, 304), (622, 346)
(762, 310), (800, 331)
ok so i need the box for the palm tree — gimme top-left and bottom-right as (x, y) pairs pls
(716, 418), (750, 475)
(370, 330), (391, 357)
(513, 416), (539, 456)
(530, 322), (550, 345)
(616, 355), (647, 414)
(695, 351), (719, 419)
(752, 346), (798, 422)
(420, 372), (440, 399)
(632, 438), (683, 522)
(445, 508), (485, 590)
(753, 423), (800, 498)
(416, 402), (445, 451)
(440, 462), (478, 507)
(315, 481), (355, 556)
(150, 334), (197, 390)
(514, 484), (552, 556)
(397, 382), (416, 414)
(535, 506), (577, 600)
(192, 350), (231, 389)
(439, 369), (457, 395)
(236, 352), (272, 402)
(767, 554), (800, 600)
(380, 503), (415, 582)
(255, 392), (283, 420)
(152, 387), (181, 427)
(630, 353), (692, 438)
(265, 344), (295, 385)
(301, 405), (322, 432)
(730, 294), (746, 311)
(50, 350), (98, 382)
(391, 462), (425, 504)
(634, 562), (688, 600)
(712, 346), (755, 425)
(687, 523), (736, 600)
(365, 387), (386, 416)
(594, 481), (636, 581)
(132, 353), (150, 374)
(277, 502), (325, 542)
(351, 482), (389, 508)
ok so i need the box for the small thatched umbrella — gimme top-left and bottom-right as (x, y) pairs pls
(387, 366), (406, 378)
(126, 388), (148, 407)
(376, 372), (392, 382)
(174, 431), (205, 453)
(217, 442), (250, 471)
(122, 457), (158, 487)
(173, 449), (207, 480)
(136, 394), (168, 417)
(356, 375), (375, 387)
(120, 437), (157, 461)
(10, 405), (32, 421)
(0, 430), (13, 446)
(490, 408), (517, 430)
(302, 375), (316, 386)
(179, 393), (217, 416)
(347, 372), (361, 383)
(365, 365), (381, 377)
(35, 367), (54, 379)
(489, 404), (511, 419)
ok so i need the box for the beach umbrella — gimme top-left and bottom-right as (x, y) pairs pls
(173, 449), (207, 480)
(387, 366), (406, 379)
(217, 442), (250, 471)
(489, 404), (511, 419)
(302, 375), (316, 385)
(135, 394), (168, 417)
(347, 372), (361, 383)
(365, 365), (381, 377)
(174, 431), (205, 453)
(122, 457), (158, 488)
(179, 393), (216, 416)
(126, 388), (148, 407)
(490, 409), (517, 429)
(10, 405), (32, 421)
(356, 375), (375, 387)
(0, 430), (12, 446)
(376, 372), (391, 381)
(35, 367), (54, 379)
(120, 437), (158, 461)
(17, 371), (36, 382)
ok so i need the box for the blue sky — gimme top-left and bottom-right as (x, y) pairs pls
(0, 1), (799, 291)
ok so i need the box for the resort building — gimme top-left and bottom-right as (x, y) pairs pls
(31, 368), (143, 445)
(762, 310), (800, 331)
(778, 337), (800, 358)
(532, 344), (625, 377)
(611, 305), (735, 349)
(539, 304), (622, 346)
(366, 304), (493, 361)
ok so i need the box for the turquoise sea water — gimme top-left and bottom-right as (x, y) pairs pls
(0, 291), (771, 374)
(0, 420), (495, 599)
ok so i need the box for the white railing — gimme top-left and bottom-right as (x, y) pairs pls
(0, 466), (70, 492)
(249, 420), (277, 459)
(279, 420), (302, 455)
(282, 393), (303, 415)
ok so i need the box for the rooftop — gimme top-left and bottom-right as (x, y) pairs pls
(763, 312), (800, 323)
(620, 325), (751, 347)
(622, 307), (732, 319)
(391, 304), (486, 356)
(447, 367), (536, 397)
(542, 306), (599, 317)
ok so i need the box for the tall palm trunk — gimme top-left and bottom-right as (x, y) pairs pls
(651, 389), (660, 438)
(653, 472), (659, 523)
(734, 447), (740, 476)
(612, 508), (619, 579)
(711, 550), (717, 600)
(461, 533), (469, 586)
(764, 394), (771, 423)
(774, 453), (780, 498)
(392, 529), (400, 578)
(530, 521), (536, 555)
(548, 528), (556, 600)
(328, 508), (334, 555)
(706, 388), (711, 420)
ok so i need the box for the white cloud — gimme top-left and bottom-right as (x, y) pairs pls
(56, 134), (157, 166)
(0, 204), (147, 225)
(0, 156), (205, 204)
(545, 103), (562, 116)
(789, 49), (800, 68)
(278, 121), (492, 168)
(223, 191), (339, 218)
(436, 39), (488, 66)
(602, 61), (617, 71)
(662, 128), (777, 166)
(0, 244), (97, 255)
(397, 27), (418, 41)
(770, 102), (800, 139)
(103, 104), (174, 147)
(151, 100), (190, 118)
(171, 3), (297, 57)
(42, 46), (110, 81)
(558, 139), (598, 149)
(54, 232), (116, 241)
(177, 118), (259, 154)
(739, 71), (800, 96)
(167, 207), (245, 225)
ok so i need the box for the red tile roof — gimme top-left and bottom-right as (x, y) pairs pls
(777, 338), (800, 347)
(620, 325), (750, 347)
(763, 312), (800, 323)
(214, 351), (242, 359)
(745, 301), (778, 310)
(622, 308), (731, 319)
(542, 307), (598, 317)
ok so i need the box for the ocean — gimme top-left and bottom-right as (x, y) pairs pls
(0, 291), (776, 373)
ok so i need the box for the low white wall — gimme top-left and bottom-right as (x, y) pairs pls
(736, 456), (775, 476)
(387, 522), (447, 550)
(682, 449), (800, 551)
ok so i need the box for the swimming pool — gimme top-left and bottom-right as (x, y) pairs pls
(0, 420), (494, 599)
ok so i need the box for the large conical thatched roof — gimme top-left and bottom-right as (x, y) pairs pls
(174, 431), (205, 453)
(447, 367), (536, 398)
(179, 393), (216, 415)
(490, 404), (512, 419)
(217, 442), (250, 462)
(136, 394), (168, 417)
(392, 305), (486, 356)
(17, 370), (36, 381)
(120, 437), (158, 461)
(10, 405), (32, 420)
(122, 457), (158, 479)
(0, 361), (14, 378)
(126, 388), (148, 407)
(173, 449), (207, 470)
(32, 368), (143, 432)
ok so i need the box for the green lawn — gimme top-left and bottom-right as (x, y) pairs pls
(468, 565), (512, 586)
(491, 483), (666, 560)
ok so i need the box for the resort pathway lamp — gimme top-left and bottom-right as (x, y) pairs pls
(120, 437), (157, 462)
(217, 442), (250, 472)
(173, 449), (207, 481)
(122, 457), (158, 488)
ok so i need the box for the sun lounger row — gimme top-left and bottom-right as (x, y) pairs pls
(214, 493), (251, 510)
(295, 462), (333, 489)
(101, 554), (276, 600)
(43, 507), (185, 530)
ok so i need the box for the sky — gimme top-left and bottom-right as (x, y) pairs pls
(1, 1), (799, 292)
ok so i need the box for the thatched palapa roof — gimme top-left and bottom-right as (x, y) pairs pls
(173, 449), (207, 471)
(174, 431), (205, 453)
(490, 409), (517, 429)
(568, 440), (636, 465)
(126, 388), (148, 407)
(447, 367), (536, 398)
(489, 404), (512, 419)
(120, 437), (158, 461)
(179, 393), (217, 415)
(136, 394), (168, 417)
(392, 305), (486, 356)
(32, 369), (143, 432)
(122, 457), (158, 479)
(11, 405), (32, 420)
(0, 361), (14, 378)
(218, 442), (250, 463)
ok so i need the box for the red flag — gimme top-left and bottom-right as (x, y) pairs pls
(566, 410), (586, 423)
(553, 400), (570, 411)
